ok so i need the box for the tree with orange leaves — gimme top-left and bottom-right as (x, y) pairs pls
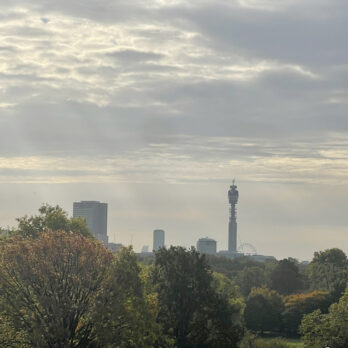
(283, 291), (330, 335)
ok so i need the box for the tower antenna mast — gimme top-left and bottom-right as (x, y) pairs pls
(228, 180), (239, 253)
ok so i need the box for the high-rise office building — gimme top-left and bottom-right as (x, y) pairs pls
(73, 201), (108, 244)
(197, 237), (217, 254)
(153, 229), (165, 251)
(228, 180), (239, 253)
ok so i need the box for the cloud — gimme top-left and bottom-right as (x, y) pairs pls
(0, 0), (347, 257)
(106, 49), (165, 62)
(161, 0), (348, 67)
(1, 133), (348, 186)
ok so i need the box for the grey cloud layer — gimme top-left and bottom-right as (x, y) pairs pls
(181, 1), (348, 66)
(0, 0), (347, 185)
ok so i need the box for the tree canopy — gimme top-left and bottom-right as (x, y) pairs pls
(282, 291), (330, 335)
(244, 287), (283, 333)
(300, 287), (348, 348)
(307, 248), (348, 301)
(14, 204), (92, 239)
(236, 266), (267, 297)
(270, 258), (303, 295)
(93, 247), (160, 348)
(0, 231), (112, 347)
(153, 246), (244, 348)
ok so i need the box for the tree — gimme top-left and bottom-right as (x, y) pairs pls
(14, 204), (92, 239)
(282, 291), (330, 335)
(212, 272), (241, 303)
(206, 254), (265, 280)
(236, 266), (267, 297)
(244, 287), (283, 333)
(270, 258), (303, 295)
(207, 273), (245, 347)
(93, 247), (160, 348)
(0, 312), (29, 348)
(307, 248), (348, 301)
(153, 246), (244, 348)
(300, 287), (348, 348)
(0, 231), (112, 347)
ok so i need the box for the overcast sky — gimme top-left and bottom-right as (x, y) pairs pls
(0, 0), (347, 260)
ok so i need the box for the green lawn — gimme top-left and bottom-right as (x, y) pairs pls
(260, 337), (304, 348)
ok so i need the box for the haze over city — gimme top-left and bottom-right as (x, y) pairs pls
(1, 0), (348, 260)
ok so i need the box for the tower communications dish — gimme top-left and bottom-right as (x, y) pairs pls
(228, 180), (239, 253)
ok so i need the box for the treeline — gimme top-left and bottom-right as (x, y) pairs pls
(205, 248), (348, 340)
(0, 205), (347, 348)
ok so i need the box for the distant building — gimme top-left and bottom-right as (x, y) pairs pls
(217, 251), (275, 262)
(107, 242), (123, 253)
(249, 254), (276, 262)
(218, 250), (244, 258)
(197, 237), (217, 254)
(141, 245), (149, 253)
(73, 201), (108, 244)
(0, 229), (9, 237)
(153, 229), (165, 251)
(140, 245), (153, 257)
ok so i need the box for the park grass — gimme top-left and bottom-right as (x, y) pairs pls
(260, 337), (304, 348)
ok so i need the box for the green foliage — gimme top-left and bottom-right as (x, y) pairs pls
(212, 271), (241, 301)
(300, 287), (348, 348)
(236, 266), (267, 297)
(307, 248), (348, 302)
(244, 287), (284, 333)
(14, 204), (93, 238)
(0, 312), (30, 348)
(282, 291), (330, 335)
(137, 253), (155, 265)
(299, 310), (328, 348)
(206, 254), (265, 280)
(209, 273), (246, 346)
(153, 246), (244, 348)
(0, 231), (112, 347)
(93, 247), (160, 348)
(270, 258), (303, 295)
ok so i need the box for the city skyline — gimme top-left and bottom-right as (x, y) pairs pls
(1, 179), (347, 261)
(0, 0), (348, 260)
